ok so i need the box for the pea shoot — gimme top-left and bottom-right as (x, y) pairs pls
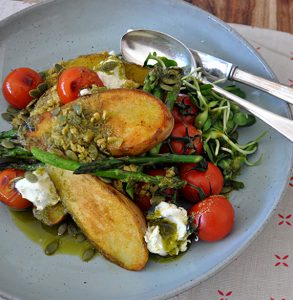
(143, 53), (265, 189)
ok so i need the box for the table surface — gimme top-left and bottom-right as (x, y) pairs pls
(186, 0), (293, 33)
(1, 1), (293, 300)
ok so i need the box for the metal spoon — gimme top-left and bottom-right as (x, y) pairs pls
(121, 29), (293, 142)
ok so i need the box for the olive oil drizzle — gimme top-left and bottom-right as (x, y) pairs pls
(9, 209), (98, 260)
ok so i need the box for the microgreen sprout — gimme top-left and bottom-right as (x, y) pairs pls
(143, 55), (266, 186)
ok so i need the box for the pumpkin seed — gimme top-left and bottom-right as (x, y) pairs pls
(57, 223), (68, 236)
(29, 89), (41, 99)
(160, 82), (174, 92)
(51, 107), (61, 116)
(54, 63), (64, 73)
(88, 144), (98, 159)
(84, 130), (94, 143)
(9, 176), (23, 188)
(82, 248), (96, 262)
(65, 149), (78, 161)
(99, 60), (118, 72)
(58, 115), (67, 125)
(38, 71), (47, 80)
(98, 177), (112, 184)
(44, 240), (59, 255)
(68, 223), (78, 237)
(76, 233), (86, 243)
(37, 82), (49, 93)
(1, 139), (15, 149)
(6, 106), (19, 114)
(50, 148), (64, 156)
(24, 171), (38, 183)
(72, 104), (82, 116)
(70, 114), (81, 125)
(1, 113), (14, 122)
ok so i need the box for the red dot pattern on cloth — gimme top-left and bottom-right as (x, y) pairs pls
(217, 290), (233, 300)
(278, 214), (292, 226)
(274, 255), (289, 267)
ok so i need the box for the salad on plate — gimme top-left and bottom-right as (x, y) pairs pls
(0, 49), (263, 271)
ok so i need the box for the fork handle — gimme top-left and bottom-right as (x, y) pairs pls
(231, 68), (293, 105)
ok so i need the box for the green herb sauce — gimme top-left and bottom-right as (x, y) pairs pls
(9, 209), (98, 259)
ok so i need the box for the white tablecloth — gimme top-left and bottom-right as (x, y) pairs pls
(1, 2), (293, 300)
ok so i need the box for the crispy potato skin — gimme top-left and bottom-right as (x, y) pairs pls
(26, 89), (174, 157)
(85, 89), (174, 156)
(47, 166), (149, 271)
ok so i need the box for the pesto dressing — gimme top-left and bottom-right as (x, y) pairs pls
(10, 209), (98, 259)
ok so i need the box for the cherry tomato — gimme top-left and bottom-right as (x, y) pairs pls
(2, 67), (43, 109)
(180, 162), (224, 202)
(188, 195), (234, 241)
(172, 94), (198, 124)
(0, 169), (32, 210)
(161, 122), (203, 155)
(134, 169), (176, 211)
(57, 67), (104, 104)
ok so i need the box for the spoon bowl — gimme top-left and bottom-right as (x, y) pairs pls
(121, 29), (196, 73)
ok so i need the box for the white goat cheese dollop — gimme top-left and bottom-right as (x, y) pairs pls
(15, 168), (60, 211)
(96, 55), (137, 89)
(78, 54), (138, 96)
(144, 201), (190, 256)
(97, 67), (126, 89)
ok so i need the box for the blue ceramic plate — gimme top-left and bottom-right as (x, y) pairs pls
(0, 1), (292, 299)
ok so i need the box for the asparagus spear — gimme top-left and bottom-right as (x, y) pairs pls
(0, 146), (34, 158)
(0, 159), (43, 171)
(0, 129), (18, 139)
(31, 147), (187, 189)
(74, 153), (202, 173)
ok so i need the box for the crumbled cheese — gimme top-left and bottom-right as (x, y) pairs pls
(144, 201), (190, 256)
(15, 168), (60, 210)
(97, 67), (126, 89)
(96, 55), (136, 89)
(144, 225), (167, 256)
(79, 88), (91, 96)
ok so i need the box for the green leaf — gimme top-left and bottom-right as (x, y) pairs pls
(233, 112), (256, 127)
(159, 57), (177, 67)
(125, 182), (134, 199)
(224, 85), (246, 98)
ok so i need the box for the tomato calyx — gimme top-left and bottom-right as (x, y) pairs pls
(162, 124), (203, 155)
(172, 94), (198, 124)
(187, 212), (199, 238)
(180, 161), (224, 203)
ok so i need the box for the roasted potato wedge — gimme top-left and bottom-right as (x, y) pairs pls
(44, 52), (149, 87)
(47, 166), (148, 271)
(32, 202), (67, 226)
(25, 89), (174, 157)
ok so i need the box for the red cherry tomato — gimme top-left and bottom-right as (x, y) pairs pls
(0, 169), (32, 210)
(180, 162), (224, 202)
(134, 169), (176, 211)
(188, 195), (234, 241)
(2, 67), (43, 109)
(57, 67), (104, 104)
(172, 94), (198, 124)
(161, 122), (203, 155)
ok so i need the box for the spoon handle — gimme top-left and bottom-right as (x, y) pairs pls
(207, 81), (293, 142)
(231, 68), (293, 105)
